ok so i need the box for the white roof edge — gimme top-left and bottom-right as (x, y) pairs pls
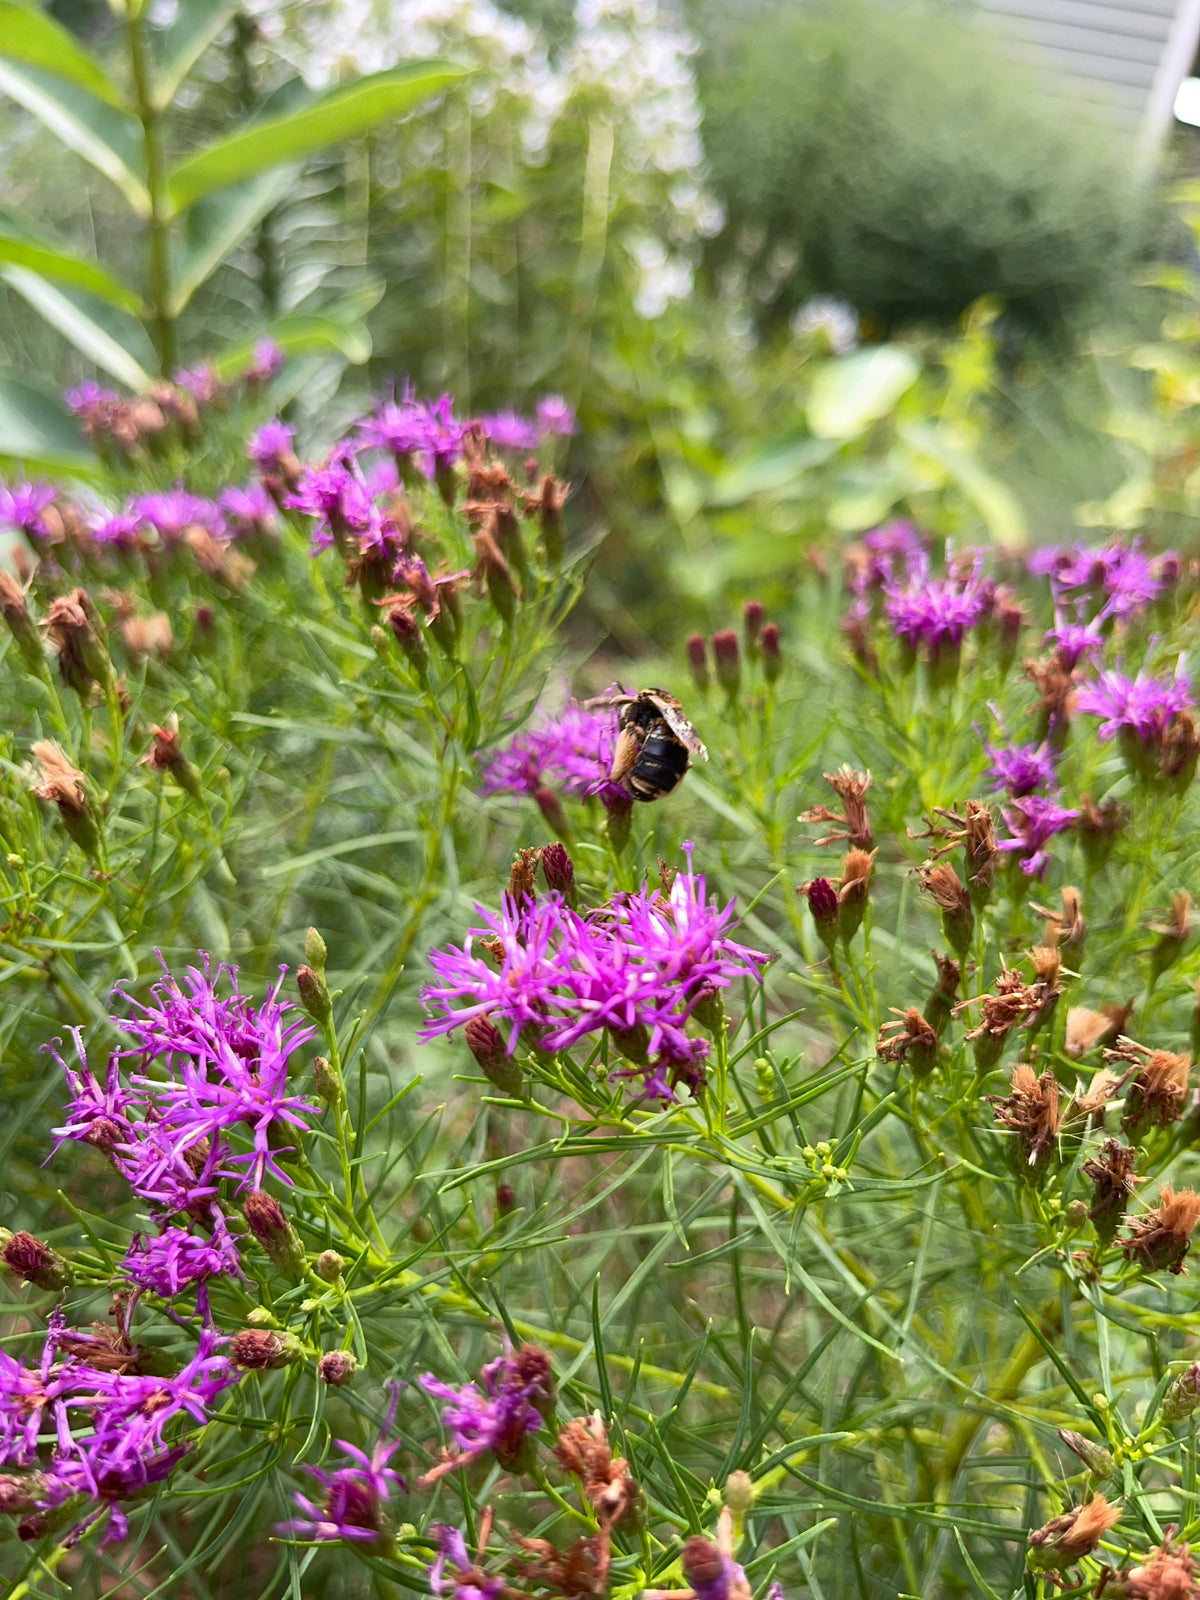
(1139, 0), (1200, 166)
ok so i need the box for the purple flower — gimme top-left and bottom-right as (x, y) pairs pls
(244, 338), (284, 386)
(65, 380), (118, 418)
(133, 488), (225, 545)
(418, 1350), (547, 1482)
(92, 511), (142, 549)
(1044, 613), (1104, 670)
(0, 481), (56, 544)
(479, 704), (624, 804)
(248, 418), (295, 467)
(853, 520), (927, 592)
(286, 445), (378, 550)
(882, 549), (990, 657)
(999, 795), (1078, 879)
(985, 740), (1057, 798)
(172, 363), (221, 406)
(430, 1524), (505, 1600)
(421, 849), (771, 1101)
(480, 410), (540, 451)
(122, 1227), (242, 1300)
(219, 483), (277, 539)
(278, 1382), (404, 1544)
(46, 1028), (138, 1159)
(535, 394), (577, 437)
(1031, 540), (1170, 620)
(1076, 665), (1194, 744)
(117, 955), (319, 1192)
(359, 389), (467, 479)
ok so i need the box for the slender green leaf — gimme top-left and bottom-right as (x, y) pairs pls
(169, 164), (300, 314)
(0, 266), (152, 389)
(151, 0), (240, 109)
(899, 419), (1029, 551)
(0, 60), (148, 214)
(165, 62), (469, 215)
(0, 235), (141, 312)
(0, 1), (127, 109)
(214, 312), (373, 377)
(805, 344), (920, 439)
(0, 372), (95, 474)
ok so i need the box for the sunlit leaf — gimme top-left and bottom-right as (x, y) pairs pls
(165, 62), (469, 215)
(898, 419), (1028, 550)
(214, 312), (373, 378)
(0, 266), (152, 389)
(0, 371), (96, 474)
(0, 1), (127, 109)
(0, 234), (141, 313)
(0, 60), (148, 215)
(805, 345), (920, 440)
(151, 0), (240, 110)
(170, 165), (301, 315)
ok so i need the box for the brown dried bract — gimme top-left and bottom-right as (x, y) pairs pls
(987, 1063), (1061, 1170)
(1066, 1002), (1134, 1059)
(877, 1008), (938, 1073)
(554, 1413), (640, 1531)
(919, 862), (971, 915)
(1031, 886), (1085, 951)
(1023, 653), (1075, 736)
(800, 766), (874, 851)
(1121, 1185), (1200, 1276)
(1118, 1538), (1200, 1600)
(1028, 1495), (1120, 1570)
(29, 740), (87, 816)
(1107, 1041), (1192, 1137)
(517, 1535), (609, 1597)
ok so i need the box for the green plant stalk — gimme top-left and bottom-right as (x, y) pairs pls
(126, 4), (174, 375)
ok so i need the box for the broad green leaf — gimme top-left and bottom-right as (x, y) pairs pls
(0, 1), (127, 109)
(151, 0), (240, 109)
(0, 235), (141, 313)
(898, 419), (1028, 550)
(170, 164), (300, 314)
(805, 345), (920, 440)
(165, 62), (469, 215)
(0, 267), (152, 389)
(705, 436), (841, 506)
(0, 372), (96, 474)
(0, 61), (149, 215)
(214, 312), (373, 378)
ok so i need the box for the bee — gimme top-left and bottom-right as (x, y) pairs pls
(591, 686), (708, 802)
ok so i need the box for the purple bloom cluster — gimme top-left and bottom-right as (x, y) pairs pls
(419, 1347), (551, 1482)
(421, 849), (771, 1100)
(0, 481), (56, 545)
(985, 739), (1057, 798)
(0, 1315), (238, 1544)
(882, 547), (991, 659)
(248, 417), (296, 468)
(1029, 538), (1173, 621)
(1076, 664), (1194, 745)
(122, 1227), (242, 1306)
(430, 1525), (505, 1600)
(358, 387), (468, 479)
(48, 955), (318, 1222)
(131, 487), (226, 545)
(478, 703), (624, 805)
(279, 1383), (405, 1545)
(480, 409), (541, 451)
(850, 520), (927, 593)
(998, 796), (1079, 879)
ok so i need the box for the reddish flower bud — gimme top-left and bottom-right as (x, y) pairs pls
(803, 877), (840, 954)
(686, 633), (709, 692)
(318, 1349), (358, 1386)
(2, 1230), (71, 1290)
(496, 1182), (517, 1217)
(231, 1328), (302, 1370)
(711, 630), (741, 696)
(539, 842), (575, 900)
(534, 786), (570, 841)
(243, 1191), (306, 1275)
(297, 964), (332, 1026)
(315, 1249), (345, 1282)
(313, 1055), (341, 1105)
(761, 621), (782, 684)
(465, 1014), (523, 1096)
(743, 600), (764, 656)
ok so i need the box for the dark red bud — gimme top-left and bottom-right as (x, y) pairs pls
(687, 633), (710, 692)
(539, 842), (575, 898)
(743, 600), (765, 653)
(317, 1349), (358, 1386)
(761, 622), (782, 683)
(712, 630), (741, 695)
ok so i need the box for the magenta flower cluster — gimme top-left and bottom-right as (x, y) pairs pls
(280, 1383), (406, 1544)
(48, 955), (317, 1265)
(418, 1349), (549, 1479)
(881, 545), (992, 659)
(420, 848), (771, 1100)
(0, 1312), (239, 1544)
(478, 703), (625, 806)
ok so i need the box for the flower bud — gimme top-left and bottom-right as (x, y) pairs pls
(0, 572), (47, 677)
(682, 1537), (726, 1596)
(317, 1349), (358, 1386)
(297, 964), (332, 1026)
(1163, 1363), (1200, 1423)
(465, 1014), (523, 1096)
(803, 877), (840, 955)
(690, 984), (725, 1036)
(1065, 1200), (1090, 1230)
(534, 786), (570, 841)
(143, 724), (201, 797)
(602, 790), (632, 853)
(711, 630), (741, 696)
(743, 601), (764, 657)
(838, 849), (876, 944)
(539, 842), (575, 901)
(1058, 1429), (1114, 1475)
(510, 1344), (557, 1419)
(496, 1182), (517, 1218)
(231, 1328), (302, 1370)
(313, 1055), (341, 1105)
(686, 634), (709, 692)
(388, 603), (430, 674)
(761, 622), (782, 684)
(315, 1249), (345, 1282)
(1, 1230), (71, 1290)
(305, 927), (328, 974)
(243, 1190), (306, 1275)
(1151, 892), (1191, 981)
(725, 1469), (755, 1515)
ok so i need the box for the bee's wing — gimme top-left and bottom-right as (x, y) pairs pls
(659, 703), (708, 760)
(583, 681), (631, 714)
(608, 726), (641, 785)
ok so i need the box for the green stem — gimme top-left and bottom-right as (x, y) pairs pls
(126, 6), (174, 375)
